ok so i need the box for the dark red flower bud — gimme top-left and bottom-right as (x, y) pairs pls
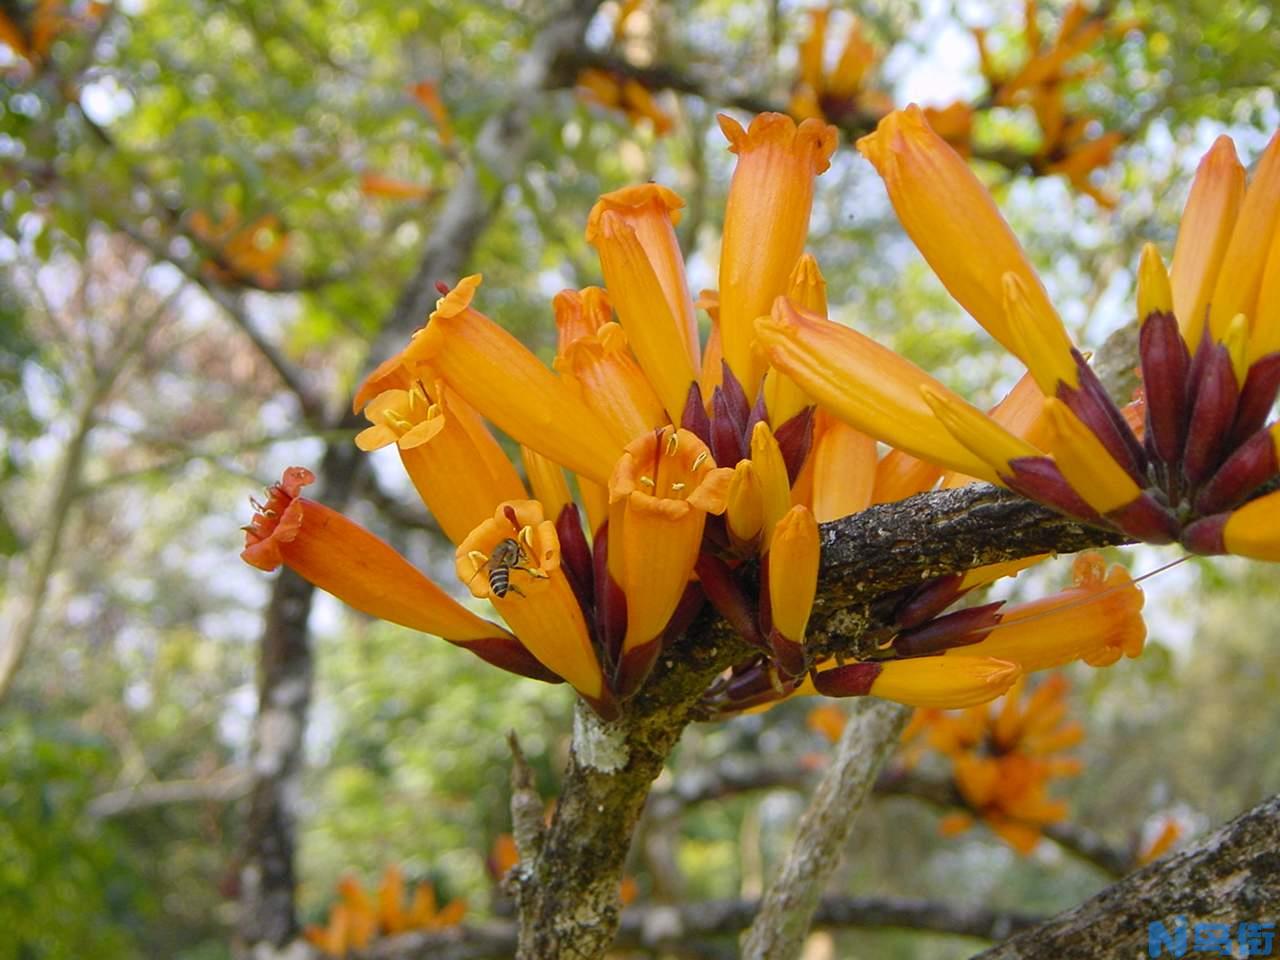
(1183, 339), (1240, 486)
(1139, 310), (1191, 467)
(1105, 492), (1179, 544)
(1005, 457), (1102, 521)
(680, 381), (711, 445)
(1181, 513), (1229, 556)
(774, 406), (816, 485)
(891, 601), (1004, 657)
(810, 662), (882, 698)
(1195, 426), (1280, 515)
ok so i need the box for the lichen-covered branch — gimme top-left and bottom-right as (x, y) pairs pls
(971, 792), (1280, 960)
(741, 699), (911, 959)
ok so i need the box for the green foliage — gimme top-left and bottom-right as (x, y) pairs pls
(0, 716), (141, 960)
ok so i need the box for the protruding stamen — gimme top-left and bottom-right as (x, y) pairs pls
(639, 475), (656, 488)
(670, 481), (686, 492)
(691, 450), (709, 471)
(665, 430), (680, 456)
(519, 525), (535, 551)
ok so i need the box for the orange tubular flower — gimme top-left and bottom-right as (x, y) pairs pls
(1207, 132), (1280, 346)
(456, 501), (612, 716)
(766, 504), (820, 676)
(1170, 136), (1246, 349)
(408, 276), (621, 485)
(360, 173), (433, 201)
(764, 253), (827, 425)
(750, 421), (794, 548)
(356, 381), (527, 545)
(958, 553), (1146, 670)
(554, 306), (668, 447)
(718, 113), (838, 398)
(856, 106), (1072, 369)
(409, 81), (455, 146)
(242, 468), (557, 683)
(609, 427), (733, 696)
(587, 200), (699, 420)
(808, 410), (876, 522)
(757, 297), (997, 480)
(587, 186), (700, 370)
(808, 656), (1021, 709)
(554, 285), (611, 357)
(521, 446), (574, 524)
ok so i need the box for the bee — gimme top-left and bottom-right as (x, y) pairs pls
(468, 537), (541, 598)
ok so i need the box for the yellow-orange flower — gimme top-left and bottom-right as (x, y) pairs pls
(241, 468), (557, 684)
(407, 275), (621, 485)
(866, 657), (1021, 709)
(554, 314), (668, 448)
(808, 410), (876, 522)
(608, 427), (733, 695)
(456, 501), (611, 715)
(718, 112), (837, 398)
(856, 107), (1073, 374)
(756, 296), (996, 480)
(586, 199), (699, 421)
(766, 504), (820, 675)
(355, 380), (527, 545)
(958, 553), (1145, 670)
(1170, 136), (1246, 349)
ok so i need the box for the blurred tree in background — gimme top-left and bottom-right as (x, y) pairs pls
(2, 1), (1280, 958)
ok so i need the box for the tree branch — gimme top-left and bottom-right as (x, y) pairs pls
(349, 895), (1044, 960)
(971, 792), (1280, 960)
(741, 700), (911, 959)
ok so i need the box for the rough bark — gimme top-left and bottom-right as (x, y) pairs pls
(512, 487), (1128, 958)
(741, 700), (911, 959)
(971, 792), (1280, 960)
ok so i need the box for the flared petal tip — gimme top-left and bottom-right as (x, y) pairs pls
(717, 111), (838, 173)
(241, 467), (314, 571)
(585, 183), (686, 242)
(430, 274), (483, 322)
(855, 104), (932, 170)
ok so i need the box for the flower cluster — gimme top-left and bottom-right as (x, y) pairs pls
(788, 7), (891, 127)
(576, 69), (675, 136)
(303, 867), (464, 956)
(786, 2), (1128, 203)
(972, 0), (1129, 206)
(903, 675), (1085, 854)
(763, 105), (1280, 561)
(188, 209), (289, 289)
(244, 111), (1157, 721)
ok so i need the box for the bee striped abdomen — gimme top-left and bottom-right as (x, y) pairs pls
(489, 566), (511, 598)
